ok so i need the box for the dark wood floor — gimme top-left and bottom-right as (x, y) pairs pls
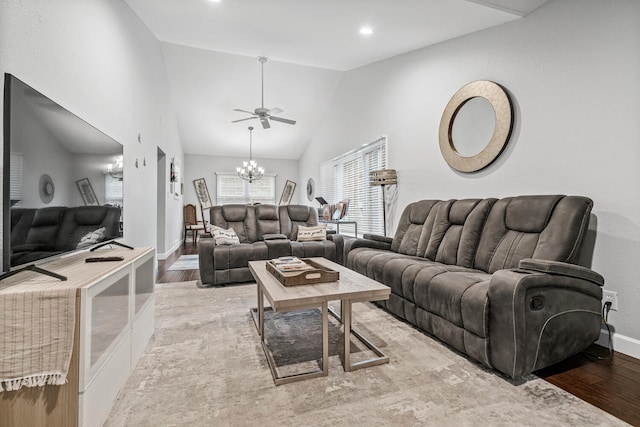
(159, 243), (640, 426)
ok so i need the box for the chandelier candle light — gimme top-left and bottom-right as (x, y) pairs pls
(237, 126), (264, 183)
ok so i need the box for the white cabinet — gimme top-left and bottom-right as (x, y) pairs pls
(0, 247), (155, 427)
(79, 249), (155, 427)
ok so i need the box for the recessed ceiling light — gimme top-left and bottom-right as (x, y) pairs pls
(360, 27), (373, 36)
(209, 0), (221, 3)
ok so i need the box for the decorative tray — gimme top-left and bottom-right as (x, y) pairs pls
(266, 258), (340, 287)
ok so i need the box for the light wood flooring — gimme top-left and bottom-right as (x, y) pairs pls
(158, 243), (640, 426)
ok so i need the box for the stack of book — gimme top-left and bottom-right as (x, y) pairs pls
(270, 257), (314, 272)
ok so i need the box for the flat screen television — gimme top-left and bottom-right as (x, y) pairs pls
(2, 74), (124, 277)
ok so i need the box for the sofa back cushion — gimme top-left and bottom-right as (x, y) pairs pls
(10, 208), (36, 247)
(279, 205), (318, 240)
(24, 207), (67, 250)
(55, 206), (121, 250)
(210, 205), (256, 243)
(423, 199), (496, 268)
(391, 200), (439, 256)
(473, 195), (592, 273)
(254, 204), (281, 240)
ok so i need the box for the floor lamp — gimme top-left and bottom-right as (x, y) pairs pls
(369, 169), (398, 236)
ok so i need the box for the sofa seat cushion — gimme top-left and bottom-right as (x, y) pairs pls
(412, 264), (491, 337)
(290, 240), (336, 260)
(213, 242), (268, 270)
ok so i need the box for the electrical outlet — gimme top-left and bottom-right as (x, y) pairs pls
(603, 290), (618, 311)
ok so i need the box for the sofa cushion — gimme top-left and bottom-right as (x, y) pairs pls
(474, 196), (592, 273)
(290, 240), (336, 260)
(296, 224), (327, 242)
(255, 205), (281, 239)
(390, 200), (439, 256)
(213, 242), (268, 270)
(279, 205), (319, 239)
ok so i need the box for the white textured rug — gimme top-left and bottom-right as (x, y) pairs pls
(167, 254), (199, 271)
(105, 282), (628, 427)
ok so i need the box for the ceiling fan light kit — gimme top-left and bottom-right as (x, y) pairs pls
(232, 56), (297, 129)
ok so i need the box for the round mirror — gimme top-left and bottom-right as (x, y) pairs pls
(439, 80), (513, 173)
(451, 97), (496, 157)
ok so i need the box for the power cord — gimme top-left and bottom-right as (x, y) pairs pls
(583, 301), (614, 362)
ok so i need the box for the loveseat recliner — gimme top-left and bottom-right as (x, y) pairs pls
(344, 195), (604, 379)
(198, 204), (344, 286)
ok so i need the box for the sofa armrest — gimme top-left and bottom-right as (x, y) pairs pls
(362, 233), (393, 245)
(487, 265), (603, 378)
(198, 239), (216, 286)
(263, 233), (288, 241)
(518, 258), (604, 286)
(326, 233), (344, 265)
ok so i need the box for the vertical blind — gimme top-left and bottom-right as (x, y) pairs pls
(215, 173), (276, 205)
(320, 137), (387, 236)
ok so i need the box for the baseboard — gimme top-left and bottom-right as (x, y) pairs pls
(597, 327), (640, 360)
(156, 240), (182, 261)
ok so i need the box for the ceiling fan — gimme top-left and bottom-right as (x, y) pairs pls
(232, 56), (296, 129)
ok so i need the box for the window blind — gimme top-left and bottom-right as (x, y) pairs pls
(216, 173), (276, 205)
(320, 137), (387, 236)
(9, 153), (23, 206)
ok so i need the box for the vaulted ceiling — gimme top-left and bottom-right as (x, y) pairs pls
(124, 0), (549, 159)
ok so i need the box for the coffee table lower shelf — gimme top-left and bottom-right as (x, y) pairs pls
(250, 299), (389, 386)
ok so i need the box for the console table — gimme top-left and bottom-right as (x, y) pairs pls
(0, 247), (155, 427)
(319, 219), (358, 237)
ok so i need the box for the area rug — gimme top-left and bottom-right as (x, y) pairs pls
(105, 281), (628, 427)
(167, 254), (199, 271)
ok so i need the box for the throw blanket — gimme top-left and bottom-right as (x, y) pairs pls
(0, 283), (76, 392)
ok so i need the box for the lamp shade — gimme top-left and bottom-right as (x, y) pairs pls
(369, 169), (397, 186)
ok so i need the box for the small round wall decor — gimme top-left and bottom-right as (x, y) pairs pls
(306, 178), (315, 202)
(39, 174), (55, 204)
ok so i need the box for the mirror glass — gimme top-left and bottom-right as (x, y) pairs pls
(451, 96), (496, 157)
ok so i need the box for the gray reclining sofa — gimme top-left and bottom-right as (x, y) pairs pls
(198, 204), (344, 286)
(344, 195), (604, 379)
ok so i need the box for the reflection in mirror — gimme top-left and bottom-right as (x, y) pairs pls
(4, 75), (124, 270)
(451, 97), (496, 157)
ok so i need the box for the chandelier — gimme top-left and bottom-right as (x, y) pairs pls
(237, 126), (264, 183)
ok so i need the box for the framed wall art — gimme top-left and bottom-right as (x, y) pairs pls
(279, 180), (296, 206)
(76, 178), (99, 206)
(193, 178), (212, 209)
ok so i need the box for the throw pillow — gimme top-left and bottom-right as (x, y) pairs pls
(213, 227), (240, 245)
(77, 227), (106, 249)
(296, 224), (327, 242)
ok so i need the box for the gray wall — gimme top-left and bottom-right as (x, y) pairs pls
(299, 0), (640, 358)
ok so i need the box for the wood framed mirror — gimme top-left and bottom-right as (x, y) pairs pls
(439, 80), (513, 173)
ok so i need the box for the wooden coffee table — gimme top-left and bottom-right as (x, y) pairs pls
(248, 257), (391, 385)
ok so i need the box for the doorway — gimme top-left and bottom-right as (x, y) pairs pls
(157, 147), (166, 257)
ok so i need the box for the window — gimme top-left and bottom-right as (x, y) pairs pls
(215, 173), (276, 205)
(320, 137), (387, 236)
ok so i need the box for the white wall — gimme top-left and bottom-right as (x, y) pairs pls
(299, 0), (640, 357)
(0, 0), (184, 256)
(184, 154), (299, 216)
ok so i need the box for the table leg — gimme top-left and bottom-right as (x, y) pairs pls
(322, 301), (329, 376)
(343, 299), (352, 372)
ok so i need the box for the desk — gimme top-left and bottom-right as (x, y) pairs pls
(319, 220), (357, 237)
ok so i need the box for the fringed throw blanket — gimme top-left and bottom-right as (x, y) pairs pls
(0, 285), (76, 392)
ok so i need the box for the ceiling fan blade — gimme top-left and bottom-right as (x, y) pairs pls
(233, 108), (257, 115)
(269, 116), (296, 125)
(267, 107), (283, 115)
(231, 117), (258, 123)
(261, 118), (271, 129)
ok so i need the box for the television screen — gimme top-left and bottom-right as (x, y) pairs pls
(2, 74), (124, 273)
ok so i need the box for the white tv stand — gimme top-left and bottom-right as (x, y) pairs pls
(0, 247), (155, 427)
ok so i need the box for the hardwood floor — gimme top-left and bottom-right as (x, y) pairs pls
(157, 243), (640, 426)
